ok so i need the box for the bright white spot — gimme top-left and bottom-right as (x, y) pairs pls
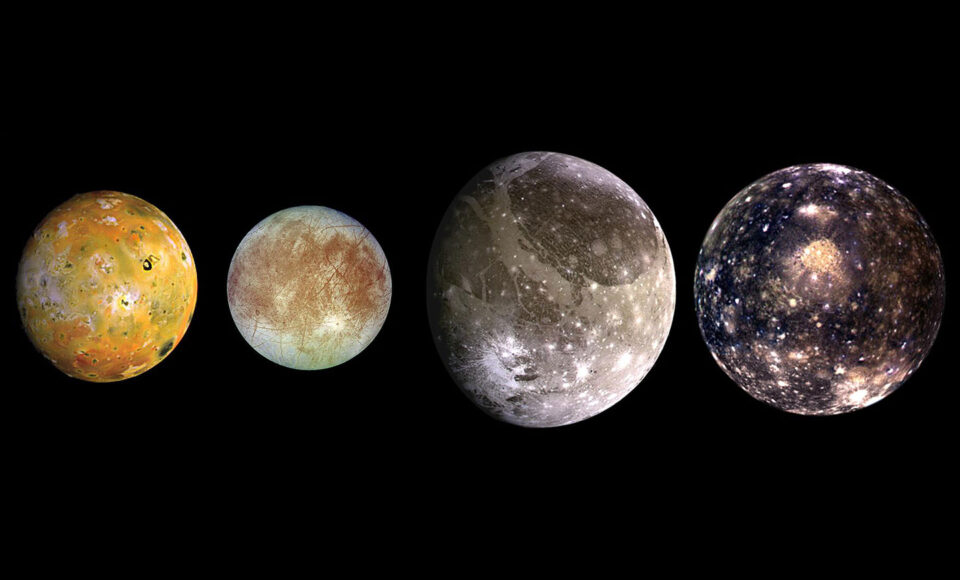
(799, 204), (820, 216)
(102, 216), (118, 226)
(834, 365), (846, 375)
(576, 363), (590, 381)
(818, 163), (852, 175)
(848, 389), (868, 405)
(782, 183), (792, 189)
(612, 352), (633, 372)
(324, 314), (345, 329)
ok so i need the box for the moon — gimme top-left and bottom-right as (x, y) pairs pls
(17, 191), (197, 381)
(694, 163), (945, 415)
(227, 206), (391, 370)
(427, 152), (676, 428)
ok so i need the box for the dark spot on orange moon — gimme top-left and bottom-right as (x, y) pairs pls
(157, 338), (175, 358)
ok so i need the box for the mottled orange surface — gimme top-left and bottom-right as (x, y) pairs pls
(17, 191), (198, 382)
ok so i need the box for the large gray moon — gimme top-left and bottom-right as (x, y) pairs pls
(694, 163), (945, 415)
(427, 152), (675, 428)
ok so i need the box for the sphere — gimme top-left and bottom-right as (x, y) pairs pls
(427, 152), (676, 428)
(227, 206), (391, 370)
(17, 191), (198, 382)
(694, 163), (944, 415)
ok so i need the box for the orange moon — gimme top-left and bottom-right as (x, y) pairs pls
(17, 191), (198, 382)
(226, 206), (391, 370)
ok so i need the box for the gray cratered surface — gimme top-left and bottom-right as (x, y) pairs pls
(427, 152), (675, 427)
(695, 163), (945, 415)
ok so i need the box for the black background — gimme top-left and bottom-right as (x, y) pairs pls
(5, 17), (955, 531)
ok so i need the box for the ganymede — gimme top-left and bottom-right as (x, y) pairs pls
(695, 164), (944, 415)
(427, 152), (675, 428)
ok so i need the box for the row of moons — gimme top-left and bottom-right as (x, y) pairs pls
(16, 152), (945, 427)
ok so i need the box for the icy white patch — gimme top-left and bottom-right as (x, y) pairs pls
(322, 313), (346, 330)
(816, 163), (852, 175)
(847, 389), (868, 405)
(576, 362), (590, 381)
(612, 352), (633, 372)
